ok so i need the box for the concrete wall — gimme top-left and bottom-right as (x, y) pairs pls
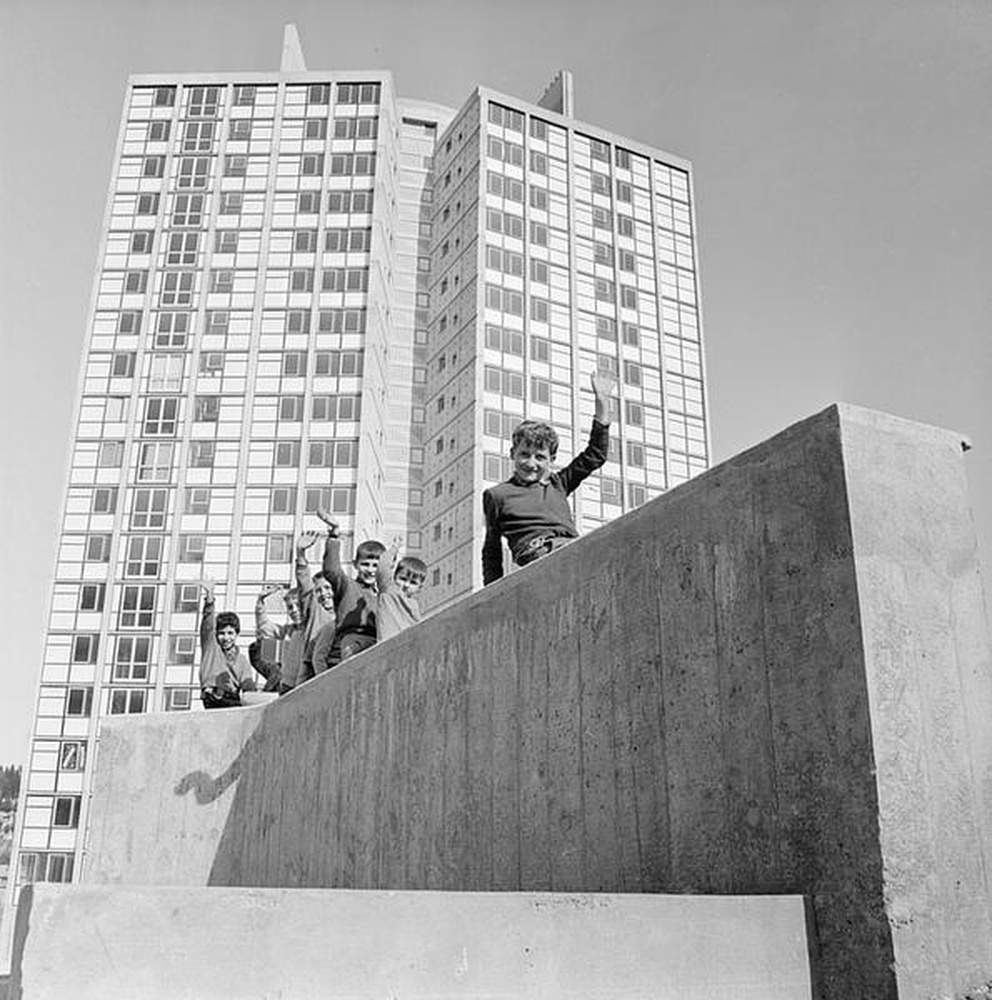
(84, 404), (992, 1000)
(9, 884), (811, 999)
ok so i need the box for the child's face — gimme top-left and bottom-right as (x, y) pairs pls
(354, 555), (380, 586)
(313, 577), (335, 611)
(284, 596), (302, 625)
(216, 625), (238, 652)
(395, 567), (424, 598)
(511, 442), (553, 484)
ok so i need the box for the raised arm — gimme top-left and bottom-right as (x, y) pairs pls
(481, 489), (504, 585)
(294, 531), (319, 598)
(377, 539), (401, 594)
(559, 372), (615, 495)
(591, 369), (616, 425)
(255, 583), (285, 640)
(315, 507), (348, 592)
(198, 579), (216, 652)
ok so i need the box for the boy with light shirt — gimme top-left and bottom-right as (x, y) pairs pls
(482, 371), (616, 584)
(198, 579), (257, 709)
(375, 539), (428, 641)
(311, 509), (385, 671)
(294, 530), (337, 684)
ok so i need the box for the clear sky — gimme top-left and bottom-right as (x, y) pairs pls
(1, 0), (989, 766)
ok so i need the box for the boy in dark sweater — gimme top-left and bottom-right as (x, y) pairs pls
(482, 371), (615, 584)
(312, 508), (385, 671)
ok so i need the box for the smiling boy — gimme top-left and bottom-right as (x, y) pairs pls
(481, 371), (616, 584)
(198, 579), (257, 709)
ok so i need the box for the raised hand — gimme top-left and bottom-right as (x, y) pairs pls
(296, 530), (321, 553)
(590, 370), (617, 423)
(315, 506), (341, 537)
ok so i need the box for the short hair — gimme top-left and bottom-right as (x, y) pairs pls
(511, 419), (559, 458)
(312, 571), (329, 585)
(283, 587), (300, 604)
(396, 555), (428, 580)
(215, 611), (241, 634)
(355, 539), (386, 562)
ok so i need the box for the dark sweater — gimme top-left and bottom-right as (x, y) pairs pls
(481, 418), (609, 584)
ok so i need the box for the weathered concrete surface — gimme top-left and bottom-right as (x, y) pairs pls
(9, 884), (812, 999)
(84, 405), (992, 999)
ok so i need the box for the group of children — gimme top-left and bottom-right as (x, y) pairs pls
(199, 371), (616, 709)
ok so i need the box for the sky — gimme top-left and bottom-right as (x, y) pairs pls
(0, 0), (989, 766)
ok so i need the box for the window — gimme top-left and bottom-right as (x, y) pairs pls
(275, 441), (300, 467)
(297, 191), (320, 213)
(169, 634), (196, 664)
(294, 229), (318, 253)
(85, 534), (112, 562)
(187, 86), (221, 117)
(66, 686), (93, 717)
(177, 156), (210, 189)
(270, 487), (297, 514)
(189, 441), (216, 468)
(210, 269), (234, 293)
(596, 316), (617, 341)
(173, 583), (200, 613)
(591, 172), (611, 196)
(214, 231), (238, 254)
(59, 742), (87, 771)
(119, 585), (156, 628)
(597, 353), (619, 376)
(199, 352), (223, 375)
(97, 441), (124, 467)
(114, 636), (151, 680)
(136, 193), (160, 215)
(530, 259), (549, 284)
(621, 286), (638, 309)
(617, 214), (634, 238)
(71, 634), (98, 665)
(625, 400), (644, 426)
(172, 194), (204, 227)
(141, 155), (165, 178)
(308, 83), (330, 104)
(220, 192), (243, 215)
(308, 439), (358, 468)
(279, 395), (304, 422)
(336, 81), (381, 104)
(327, 190), (374, 214)
(301, 153), (324, 175)
(601, 477), (622, 504)
(628, 483), (647, 508)
(530, 150), (547, 174)
(112, 352), (135, 377)
(290, 269), (313, 292)
(53, 796), (81, 829)
(224, 154), (247, 177)
(124, 536), (162, 577)
(116, 312), (141, 339)
(160, 270), (195, 306)
(166, 689), (192, 712)
(286, 310), (310, 334)
(304, 118), (327, 140)
(229, 119), (252, 140)
(109, 690), (147, 715)
(282, 351), (307, 376)
(615, 147), (631, 169)
(616, 180), (632, 202)
(483, 365), (524, 398)
(622, 322), (640, 346)
(530, 297), (549, 322)
(178, 534), (206, 563)
(137, 442), (174, 481)
(124, 270), (148, 294)
(131, 488), (168, 529)
(303, 485), (356, 515)
(78, 583), (105, 612)
(592, 206), (612, 230)
(623, 360), (642, 386)
(182, 121), (215, 152)
(531, 336), (550, 363)
(92, 487), (118, 514)
(619, 249), (636, 272)
(531, 377), (550, 404)
(233, 84), (256, 106)
(314, 349), (364, 376)
(129, 232), (153, 254)
(595, 278), (615, 303)
(206, 311), (229, 333)
(153, 86), (175, 107)
(184, 487), (210, 514)
(268, 535), (294, 562)
(311, 394), (361, 421)
(627, 441), (645, 467)
(155, 312), (190, 349)
(166, 232), (199, 266)
(530, 221), (548, 246)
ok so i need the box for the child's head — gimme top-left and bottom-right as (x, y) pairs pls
(354, 540), (386, 586)
(283, 587), (303, 625)
(311, 572), (335, 611)
(395, 555), (428, 598)
(215, 611), (241, 652)
(510, 420), (557, 484)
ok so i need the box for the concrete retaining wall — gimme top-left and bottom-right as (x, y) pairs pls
(84, 404), (992, 1000)
(9, 884), (812, 999)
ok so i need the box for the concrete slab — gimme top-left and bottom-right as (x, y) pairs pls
(80, 404), (992, 1000)
(10, 884), (812, 999)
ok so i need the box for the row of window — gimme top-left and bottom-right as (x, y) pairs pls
(142, 82), (381, 114)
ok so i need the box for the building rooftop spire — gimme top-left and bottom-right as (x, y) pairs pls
(281, 23), (307, 72)
(536, 70), (574, 116)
